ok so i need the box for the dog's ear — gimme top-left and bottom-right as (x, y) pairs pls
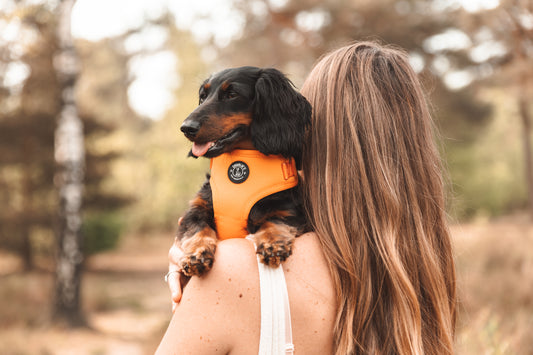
(251, 68), (311, 167)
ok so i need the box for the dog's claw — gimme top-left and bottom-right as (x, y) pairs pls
(256, 239), (293, 268)
(180, 248), (215, 277)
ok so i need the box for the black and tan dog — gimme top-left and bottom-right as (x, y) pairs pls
(177, 66), (311, 276)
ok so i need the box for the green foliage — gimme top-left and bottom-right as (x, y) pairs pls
(82, 213), (123, 255)
(445, 90), (528, 220)
(430, 81), (493, 143)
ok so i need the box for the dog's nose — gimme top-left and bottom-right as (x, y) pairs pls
(181, 121), (200, 137)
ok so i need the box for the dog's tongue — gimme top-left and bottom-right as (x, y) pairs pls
(192, 142), (213, 157)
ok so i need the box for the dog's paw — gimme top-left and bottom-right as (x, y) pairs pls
(180, 247), (215, 276)
(256, 238), (293, 267)
(252, 221), (296, 267)
(178, 227), (217, 276)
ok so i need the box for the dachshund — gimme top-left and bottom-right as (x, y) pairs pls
(176, 66), (311, 277)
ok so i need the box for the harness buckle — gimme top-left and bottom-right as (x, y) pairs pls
(281, 159), (296, 180)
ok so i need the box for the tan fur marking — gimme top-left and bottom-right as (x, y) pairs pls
(195, 113), (252, 142)
(220, 113), (252, 131)
(180, 227), (217, 251)
(190, 195), (209, 210)
(255, 210), (294, 226)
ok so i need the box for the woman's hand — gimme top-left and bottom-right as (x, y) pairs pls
(167, 236), (190, 312)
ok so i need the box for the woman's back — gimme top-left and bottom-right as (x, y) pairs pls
(160, 41), (456, 354)
(283, 233), (336, 354)
(156, 232), (336, 355)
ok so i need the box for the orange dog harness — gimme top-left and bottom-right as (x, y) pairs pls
(210, 150), (298, 240)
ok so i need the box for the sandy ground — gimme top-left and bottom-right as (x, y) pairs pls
(0, 234), (173, 355)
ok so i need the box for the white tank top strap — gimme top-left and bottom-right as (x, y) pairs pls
(246, 236), (294, 354)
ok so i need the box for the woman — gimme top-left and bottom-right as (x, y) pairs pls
(158, 41), (456, 354)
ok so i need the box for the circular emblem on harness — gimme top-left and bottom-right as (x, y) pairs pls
(228, 161), (249, 184)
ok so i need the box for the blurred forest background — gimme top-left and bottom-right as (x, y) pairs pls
(0, 0), (532, 354)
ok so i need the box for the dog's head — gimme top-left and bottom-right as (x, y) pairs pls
(181, 66), (311, 166)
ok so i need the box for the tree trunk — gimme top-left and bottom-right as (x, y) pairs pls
(21, 157), (34, 270)
(53, 0), (85, 327)
(21, 223), (32, 271)
(519, 96), (533, 220)
(511, 10), (533, 220)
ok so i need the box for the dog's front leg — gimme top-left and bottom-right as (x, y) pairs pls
(249, 221), (296, 267)
(177, 178), (217, 276)
(178, 226), (217, 276)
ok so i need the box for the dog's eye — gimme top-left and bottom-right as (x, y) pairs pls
(199, 93), (207, 104)
(223, 91), (238, 100)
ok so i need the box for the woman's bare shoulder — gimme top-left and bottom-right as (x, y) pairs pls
(285, 232), (334, 295)
(214, 233), (326, 280)
(213, 233), (327, 279)
(198, 232), (334, 317)
(156, 238), (260, 355)
(206, 233), (329, 291)
(210, 237), (259, 281)
(184, 237), (260, 304)
(157, 233), (335, 354)
(287, 232), (330, 272)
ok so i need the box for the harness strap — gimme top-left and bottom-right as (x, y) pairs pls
(247, 237), (294, 354)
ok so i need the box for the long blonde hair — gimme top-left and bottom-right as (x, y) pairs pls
(300, 42), (456, 354)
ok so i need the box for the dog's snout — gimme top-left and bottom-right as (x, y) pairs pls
(181, 120), (200, 137)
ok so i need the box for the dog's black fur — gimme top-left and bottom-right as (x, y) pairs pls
(176, 66), (311, 276)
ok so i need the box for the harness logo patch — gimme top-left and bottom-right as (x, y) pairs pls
(228, 161), (249, 184)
